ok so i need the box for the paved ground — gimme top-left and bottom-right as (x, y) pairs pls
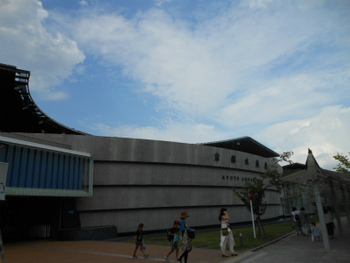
(3, 217), (350, 263)
(3, 239), (225, 263)
(223, 216), (350, 263)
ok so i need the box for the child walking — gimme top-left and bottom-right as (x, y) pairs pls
(165, 220), (180, 261)
(311, 222), (320, 241)
(133, 223), (149, 259)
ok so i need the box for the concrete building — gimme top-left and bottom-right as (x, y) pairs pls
(0, 63), (282, 239)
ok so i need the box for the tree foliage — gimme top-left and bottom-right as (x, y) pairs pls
(233, 151), (294, 236)
(333, 152), (350, 173)
(233, 179), (267, 236)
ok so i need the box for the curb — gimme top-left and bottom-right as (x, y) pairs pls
(220, 230), (296, 263)
(251, 230), (296, 252)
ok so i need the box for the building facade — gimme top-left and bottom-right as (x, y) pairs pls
(0, 63), (283, 238)
(23, 134), (282, 233)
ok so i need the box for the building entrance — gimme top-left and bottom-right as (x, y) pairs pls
(0, 196), (79, 241)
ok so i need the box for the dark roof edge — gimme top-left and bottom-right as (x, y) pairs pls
(199, 136), (279, 158)
(0, 63), (87, 135)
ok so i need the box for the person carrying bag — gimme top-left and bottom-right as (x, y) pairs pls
(219, 208), (238, 257)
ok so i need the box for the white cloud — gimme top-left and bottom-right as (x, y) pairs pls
(70, 1), (349, 169)
(72, 1), (348, 121)
(1, 0), (349, 172)
(73, 9), (234, 115)
(154, 0), (172, 7)
(247, 0), (273, 9)
(89, 120), (226, 144)
(79, 0), (88, 7)
(0, 0), (85, 98)
(218, 70), (349, 127)
(257, 106), (350, 169)
(297, 0), (325, 11)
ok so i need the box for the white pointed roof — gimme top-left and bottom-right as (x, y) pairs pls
(281, 149), (350, 188)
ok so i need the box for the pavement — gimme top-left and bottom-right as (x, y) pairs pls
(3, 217), (350, 263)
(222, 216), (350, 263)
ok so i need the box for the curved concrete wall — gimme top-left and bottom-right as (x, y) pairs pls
(25, 134), (282, 233)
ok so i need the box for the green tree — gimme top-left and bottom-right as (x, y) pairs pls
(260, 151), (293, 191)
(268, 151), (304, 215)
(333, 152), (350, 173)
(233, 179), (267, 236)
(233, 151), (294, 236)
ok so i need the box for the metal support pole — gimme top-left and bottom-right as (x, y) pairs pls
(329, 180), (343, 236)
(0, 163), (7, 263)
(239, 232), (243, 246)
(342, 186), (350, 228)
(250, 200), (256, 238)
(314, 184), (330, 250)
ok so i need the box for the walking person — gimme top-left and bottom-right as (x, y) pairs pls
(324, 206), (334, 239)
(219, 208), (238, 257)
(179, 211), (195, 263)
(300, 207), (309, 235)
(291, 207), (303, 235)
(132, 223), (149, 259)
(165, 220), (180, 261)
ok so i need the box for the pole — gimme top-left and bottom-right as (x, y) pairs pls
(314, 184), (330, 250)
(329, 180), (343, 236)
(340, 186), (350, 228)
(0, 163), (7, 263)
(250, 199), (256, 238)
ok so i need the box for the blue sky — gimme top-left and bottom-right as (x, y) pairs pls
(1, 0), (350, 169)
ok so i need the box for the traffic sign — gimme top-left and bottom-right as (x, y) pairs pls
(248, 189), (253, 200)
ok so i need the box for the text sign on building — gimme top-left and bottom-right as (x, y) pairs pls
(0, 163), (8, 201)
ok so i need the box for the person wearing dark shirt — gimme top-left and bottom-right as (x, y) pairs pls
(165, 220), (180, 261)
(132, 223), (149, 259)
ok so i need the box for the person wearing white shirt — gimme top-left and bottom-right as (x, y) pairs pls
(219, 208), (238, 257)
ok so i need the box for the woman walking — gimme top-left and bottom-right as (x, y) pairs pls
(219, 208), (238, 257)
(179, 211), (195, 263)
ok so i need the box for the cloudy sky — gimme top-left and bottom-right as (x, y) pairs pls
(1, 0), (349, 169)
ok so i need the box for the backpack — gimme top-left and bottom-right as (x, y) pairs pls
(187, 230), (195, 239)
(167, 229), (174, 242)
(295, 214), (301, 222)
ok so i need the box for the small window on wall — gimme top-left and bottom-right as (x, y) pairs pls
(256, 160), (259, 167)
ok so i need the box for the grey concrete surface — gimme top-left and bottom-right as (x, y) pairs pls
(5, 217), (350, 263)
(25, 133), (287, 234)
(223, 217), (350, 263)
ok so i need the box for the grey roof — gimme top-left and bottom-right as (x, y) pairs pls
(200, 136), (279, 158)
